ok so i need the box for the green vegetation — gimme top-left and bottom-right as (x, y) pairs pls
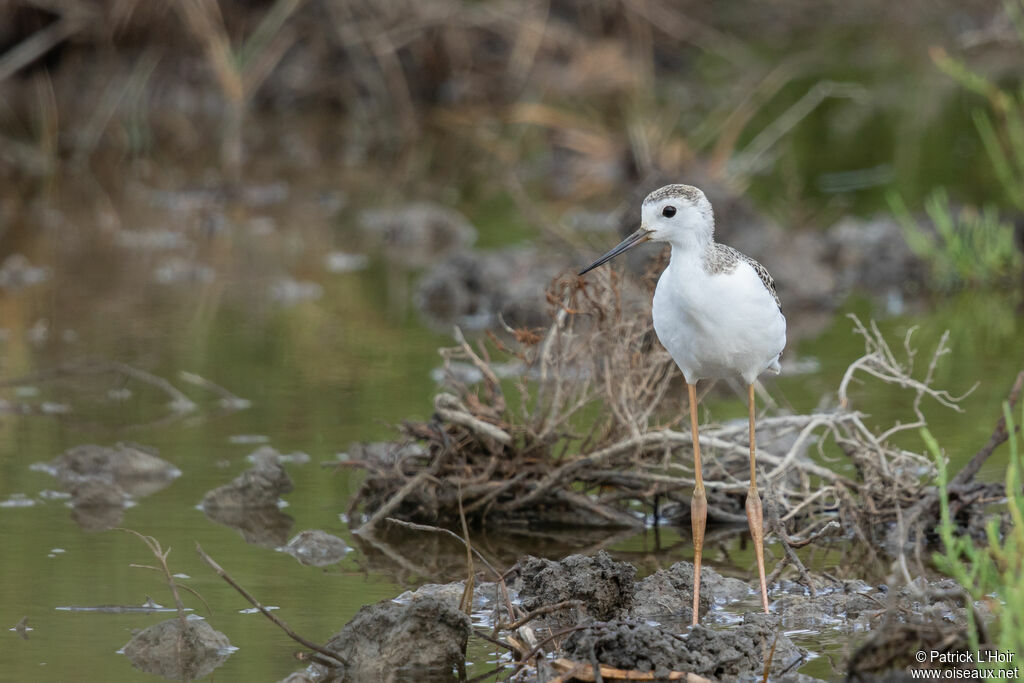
(889, 188), (1022, 291)
(887, 0), (1024, 292)
(931, 1), (1024, 211)
(924, 399), (1024, 670)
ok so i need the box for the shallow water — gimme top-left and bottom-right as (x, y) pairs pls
(0, 161), (1019, 681)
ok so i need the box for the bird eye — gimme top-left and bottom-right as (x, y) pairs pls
(662, 205), (677, 218)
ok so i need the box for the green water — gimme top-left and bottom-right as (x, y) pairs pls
(0, 173), (1019, 680)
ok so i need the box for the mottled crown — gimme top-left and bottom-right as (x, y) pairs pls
(643, 184), (705, 206)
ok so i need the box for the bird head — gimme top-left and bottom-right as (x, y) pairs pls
(579, 184), (714, 275)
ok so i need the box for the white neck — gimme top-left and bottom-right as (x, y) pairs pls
(664, 221), (714, 255)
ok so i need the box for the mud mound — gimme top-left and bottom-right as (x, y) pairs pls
(628, 561), (751, 626)
(515, 550), (636, 622)
(201, 458), (293, 509)
(281, 530), (351, 567)
(683, 614), (804, 679)
(562, 614), (804, 681)
(45, 443), (181, 531)
(50, 443), (180, 496)
(316, 596), (470, 682)
(774, 579), (883, 628)
(562, 622), (690, 677)
(122, 617), (232, 679)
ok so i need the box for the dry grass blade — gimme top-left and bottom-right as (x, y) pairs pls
(0, 14), (84, 83)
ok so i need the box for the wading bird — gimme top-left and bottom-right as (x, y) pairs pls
(579, 184), (786, 623)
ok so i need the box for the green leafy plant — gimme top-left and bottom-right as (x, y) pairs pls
(930, 0), (1024, 211)
(889, 188), (1022, 291)
(923, 399), (1024, 671)
(894, 0), (1024, 293)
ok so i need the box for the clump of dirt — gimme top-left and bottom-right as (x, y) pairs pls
(392, 581), (501, 614)
(515, 550), (636, 622)
(67, 479), (129, 531)
(200, 458), (295, 546)
(514, 555), (751, 628)
(773, 579), (884, 628)
(561, 622), (690, 679)
(201, 457), (293, 509)
(314, 596), (471, 682)
(122, 617), (232, 679)
(683, 614), (805, 679)
(847, 603), (974, 681)
(562, 613), (804, 681)
(628, 561), (751, 626)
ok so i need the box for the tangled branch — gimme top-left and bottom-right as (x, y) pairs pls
(344, 269), (974, 565)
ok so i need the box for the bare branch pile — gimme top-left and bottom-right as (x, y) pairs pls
(344, 269), (976, 560)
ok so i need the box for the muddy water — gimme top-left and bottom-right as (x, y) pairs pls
(0, 165), (1019, 683)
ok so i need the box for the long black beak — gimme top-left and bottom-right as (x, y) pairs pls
(578, 227), (652, 275)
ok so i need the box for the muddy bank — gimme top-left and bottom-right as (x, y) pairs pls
(506, 553), (809, 680)
(215, 538), (997, 682)
(561, 615), (804, 681)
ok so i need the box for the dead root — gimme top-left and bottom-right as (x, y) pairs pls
(343, 269), (990, 571)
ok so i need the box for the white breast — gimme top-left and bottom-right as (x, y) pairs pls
(652, 255), (786, 385)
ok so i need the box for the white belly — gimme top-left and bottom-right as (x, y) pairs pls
(652, 258), (786, 385)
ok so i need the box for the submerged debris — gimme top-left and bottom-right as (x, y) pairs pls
(772, 579), (883, 629)
(846, 578), (984, 681)
(204, 506), (294, 548)
(281, 530), (352, 567)
(9, 616), (31, 639)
